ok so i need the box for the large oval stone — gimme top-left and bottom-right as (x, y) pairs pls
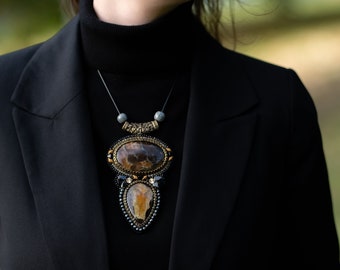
(127, 183), (153, 222)
(117, 141), (165, 172)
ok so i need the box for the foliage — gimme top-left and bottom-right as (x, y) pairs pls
(0, 0), (62, 36)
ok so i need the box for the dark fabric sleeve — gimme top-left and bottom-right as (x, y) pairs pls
(287, 69), (340, 268)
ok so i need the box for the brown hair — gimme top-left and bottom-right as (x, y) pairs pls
(61, 0), (229, 40)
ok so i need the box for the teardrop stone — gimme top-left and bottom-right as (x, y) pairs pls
(127, 183), (154, 222)
(117, 141), (165, 172)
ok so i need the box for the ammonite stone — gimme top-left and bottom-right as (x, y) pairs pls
(117, 141), (165, 172)
(127, 183), (153, 222)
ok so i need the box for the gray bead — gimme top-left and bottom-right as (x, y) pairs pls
(154, 111), (165, 122)
(117, 113), (128, 123)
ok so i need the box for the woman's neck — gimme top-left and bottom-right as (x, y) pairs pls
(93, 0), (189, 25)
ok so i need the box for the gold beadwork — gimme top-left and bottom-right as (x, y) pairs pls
(122, 121), (159, 134)
(126, 177), (132, 184)
(107, 149), (114, 163)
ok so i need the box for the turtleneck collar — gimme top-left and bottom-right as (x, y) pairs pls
(80, 0), (195, 75)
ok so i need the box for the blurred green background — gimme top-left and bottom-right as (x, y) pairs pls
(1, 0), (339, 241)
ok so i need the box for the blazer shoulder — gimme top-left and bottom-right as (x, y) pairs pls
(200, 32), (296, 93)
(212, 45), (316, 124)
(226, 49), (305, 103)
(0, 44), (42, 90)
(0, 44), (41, 75)
(227, 49), (290, 79)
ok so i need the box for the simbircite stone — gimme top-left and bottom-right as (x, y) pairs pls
(127, 183), (154, 222)
(117, 141), (165, 172)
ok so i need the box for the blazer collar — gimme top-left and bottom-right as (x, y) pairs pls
(11, 17), (258, 270)
(11, 18), (84, 118)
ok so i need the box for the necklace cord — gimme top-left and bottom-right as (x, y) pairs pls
(97, 69), (121, 114)
(161, 79), (176, 112)
(97, 69), (177, 116)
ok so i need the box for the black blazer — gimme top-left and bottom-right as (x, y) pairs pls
(0, 17), (339, 270)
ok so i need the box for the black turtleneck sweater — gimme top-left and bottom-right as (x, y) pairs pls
(79, 1), (195, 269)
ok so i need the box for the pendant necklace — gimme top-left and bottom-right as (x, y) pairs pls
(97, 70), (174, 232)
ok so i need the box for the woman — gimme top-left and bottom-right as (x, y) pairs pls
(0, 0), (339, 269)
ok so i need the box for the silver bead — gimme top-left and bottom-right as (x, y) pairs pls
(117, 113), (128, 123)
(154, 111), (165, 122)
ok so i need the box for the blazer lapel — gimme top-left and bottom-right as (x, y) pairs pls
(169, 27), (258, 270)
(11, 17), (109, 270)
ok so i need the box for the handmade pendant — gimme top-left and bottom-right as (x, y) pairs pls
(107, 135), (173, 232)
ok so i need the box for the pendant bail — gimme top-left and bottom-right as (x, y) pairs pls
(122, 120), (159, 134)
